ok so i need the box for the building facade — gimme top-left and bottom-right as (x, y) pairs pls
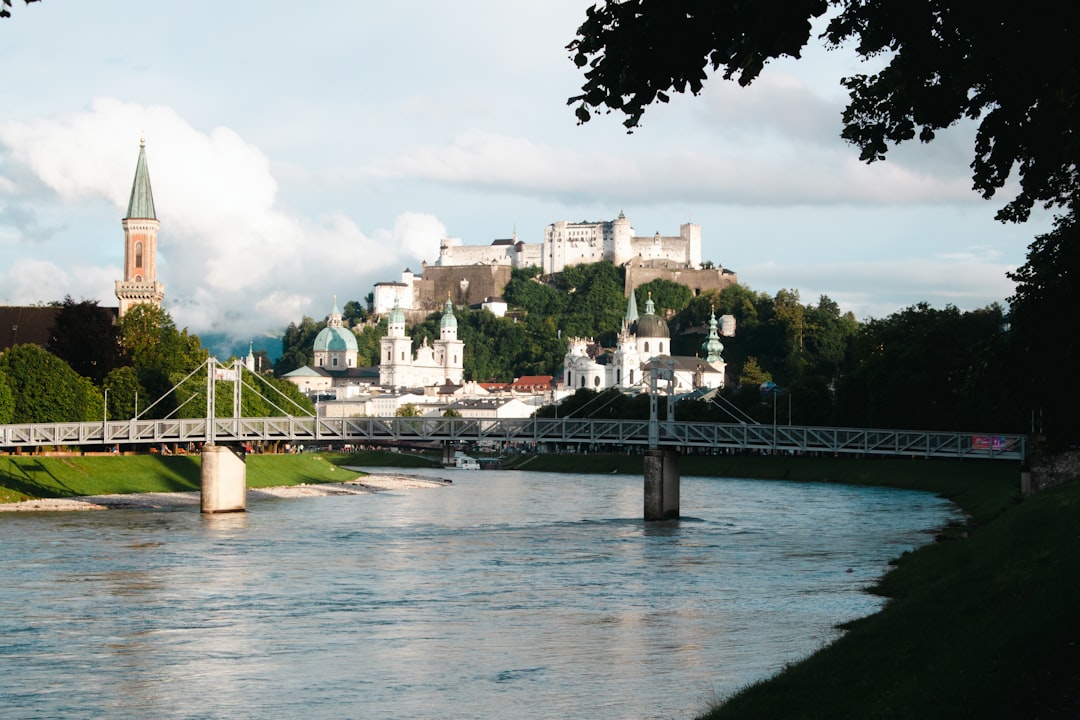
(379, 297), (465, 389)
(432, 213), (705, 275)
(563, 292), (729, 393)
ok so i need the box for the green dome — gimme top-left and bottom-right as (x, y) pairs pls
(313, 325), (358, 353)
(440, 297), (457, 329)
(388, 298), (405, 325)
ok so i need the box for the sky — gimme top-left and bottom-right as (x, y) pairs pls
(0, 1), (1054, 355)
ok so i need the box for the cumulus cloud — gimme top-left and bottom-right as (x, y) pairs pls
(0, 98), (437, 343)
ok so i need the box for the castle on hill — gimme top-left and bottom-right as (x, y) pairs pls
(373, 213), (737, 314)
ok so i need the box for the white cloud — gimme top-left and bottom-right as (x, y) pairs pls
(0, 98), (440, 342)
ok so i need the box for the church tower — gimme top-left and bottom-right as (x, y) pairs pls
(434, 297), (464, 384)
(379, 298), (414, 388)
(115, 138), (165, 317)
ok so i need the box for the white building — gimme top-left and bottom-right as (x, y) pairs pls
(373, 268), (417, 313)
(379, 297), (465, 389)
(563, 291), (729, 393)
(433, 213), (702, 274)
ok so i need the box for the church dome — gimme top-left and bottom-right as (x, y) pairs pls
(636, 313), (670, 339)
(314, 325), (358, 353)
(636, 293), (670, 338)
(388, 299), (405, 326)
(440, 297), (457, 329)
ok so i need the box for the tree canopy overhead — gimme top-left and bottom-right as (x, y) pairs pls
(568, 0), (1080, 222)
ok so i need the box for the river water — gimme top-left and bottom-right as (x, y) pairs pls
(0, 467), (958, 720)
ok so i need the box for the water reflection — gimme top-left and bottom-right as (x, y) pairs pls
(0, 469), (959, 720)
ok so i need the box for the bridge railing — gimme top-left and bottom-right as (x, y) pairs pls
(0, 416), (1025, 461)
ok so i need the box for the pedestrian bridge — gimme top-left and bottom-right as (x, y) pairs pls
(0, 415), (1025, 461)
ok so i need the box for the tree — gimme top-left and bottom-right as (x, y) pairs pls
(569, 1), (1080, 223)
(119, 304), (208, 418)
(0, 344), (104, 423)
(1, 0), (41, 19)
(47, 296), (124, 385)
(396, 403), (420, 417)
(0, 369), (13, 423)
(1008, 204), (1080, 447)
(102, 366), (145, 420)
(275, 316), (323, 375)
(634, 279), (691, 320)
(343, 300), (368, 326)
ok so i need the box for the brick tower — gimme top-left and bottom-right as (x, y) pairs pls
(115, 137), (165, 317)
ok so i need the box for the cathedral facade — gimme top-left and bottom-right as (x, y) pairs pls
(379, 297), (464, 389)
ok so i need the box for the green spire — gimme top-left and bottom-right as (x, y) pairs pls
(624, 288), (639, 326)
(440, 296), (457, 329)
(126, 137), (156, 220)
(702, 311), (724, 362)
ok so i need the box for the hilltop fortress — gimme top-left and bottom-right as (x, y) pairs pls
(374, 213), (737, 314)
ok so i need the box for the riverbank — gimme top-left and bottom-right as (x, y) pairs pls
(504, 452), (1079, 718)
(0, 472), (451, 512)
(0, 452), (445, 509)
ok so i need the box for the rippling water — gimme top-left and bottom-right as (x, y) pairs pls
(0, 468), (958, 719)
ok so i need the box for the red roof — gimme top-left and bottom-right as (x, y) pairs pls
(512, 375), (554, 388)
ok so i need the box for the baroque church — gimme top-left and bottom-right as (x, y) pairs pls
(282, 297), (465, 397)
(563, 291), (730, 393)
(379, 297), (464, 388)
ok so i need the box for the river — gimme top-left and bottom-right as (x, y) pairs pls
(0, 467), (959, 719)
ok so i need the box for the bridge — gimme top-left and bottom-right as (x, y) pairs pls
(0, 358), (1025, 518)
(0, 415), (1026, 461)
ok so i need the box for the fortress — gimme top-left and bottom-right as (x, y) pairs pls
(375, 213), (737, 313)
(435, 212), (700, 273)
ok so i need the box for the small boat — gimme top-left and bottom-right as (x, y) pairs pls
(450, 452), (481, 470)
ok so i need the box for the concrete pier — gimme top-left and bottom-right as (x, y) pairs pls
(200, 445), (247, 513)
(643, 448), (680, 521)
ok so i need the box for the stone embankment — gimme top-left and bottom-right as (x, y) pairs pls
(0, 472), (450, 512)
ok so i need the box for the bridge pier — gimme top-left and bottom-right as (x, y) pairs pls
(200, 445), (247, 513)
(442, 441), (454, 467)
(644, 448), (680, 521)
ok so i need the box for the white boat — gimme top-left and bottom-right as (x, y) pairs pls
(450, 452), (481, 470)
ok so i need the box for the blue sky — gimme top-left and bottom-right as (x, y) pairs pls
(0, 1), (1053, 347)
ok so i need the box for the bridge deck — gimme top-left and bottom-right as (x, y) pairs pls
(0, 417), (1025, 461)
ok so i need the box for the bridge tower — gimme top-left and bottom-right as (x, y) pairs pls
(200, 358), (247, 513)
(644, 360), (680, 520)
(115, 137), (165, 317)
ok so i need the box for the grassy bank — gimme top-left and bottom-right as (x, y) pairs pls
(0, 452), (365, 501)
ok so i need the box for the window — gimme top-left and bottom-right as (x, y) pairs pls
(134, 241), (143, 268)
(644, 341), (650, 353)
(332, 357), (338, 367)
(594, 376), (601, 387)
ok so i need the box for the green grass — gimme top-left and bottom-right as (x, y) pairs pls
(699, 475), (1080, 720)
(0, 452), (361, 500)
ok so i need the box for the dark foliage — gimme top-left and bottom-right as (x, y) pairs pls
(46, 296), (124, 385)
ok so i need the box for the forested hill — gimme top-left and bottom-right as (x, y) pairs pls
(273, 262), (1029, 436)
